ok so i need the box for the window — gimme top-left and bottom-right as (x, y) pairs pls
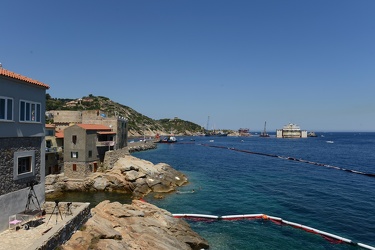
(71, 152), (78, 158)
(18, 156), (32, 174)
(45, 130), (54, 136)
(13, 151), (35, 180)
(19, 100), (41, 122)
(72, 135), (77, 144)
(88, 150), (92, 158)
(72, 164), (77, 171)
(0, 96), (13, 121)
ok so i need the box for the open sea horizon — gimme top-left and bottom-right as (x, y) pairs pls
(57, 132), (375, 250)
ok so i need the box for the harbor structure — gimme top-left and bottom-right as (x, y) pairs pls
(238, 128), (251, 137)
(276, 123), (307, 138)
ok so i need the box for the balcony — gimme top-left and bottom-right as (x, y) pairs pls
(96, 141), (115, 147)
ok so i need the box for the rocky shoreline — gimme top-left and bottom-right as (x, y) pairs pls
(46, 144), (210, 249)
(61, 200), (209, 250)
(46, 154), (187, 199)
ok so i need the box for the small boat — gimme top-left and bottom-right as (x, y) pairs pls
(157, 136), (177, 143)
(326, 141), (334, 144)
(216, 131), (228, 136)
(308, 132), (317, 137)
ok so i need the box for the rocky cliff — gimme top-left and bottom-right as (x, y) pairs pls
(61, 200), (209, 250)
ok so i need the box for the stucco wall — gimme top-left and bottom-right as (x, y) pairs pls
(0, 76), (46, 138)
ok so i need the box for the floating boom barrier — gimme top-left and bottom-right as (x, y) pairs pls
(173, 213), (375, 250)
(199, 144), (375, 178)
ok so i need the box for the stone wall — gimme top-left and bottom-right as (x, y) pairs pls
(0, 137), (42, 195)
(64, 162), (93, 179)
(50, 110), (82, 124)
(102, 142), (157, 170)
(127, 141), (157, 153)
(102, 147), (130, 170)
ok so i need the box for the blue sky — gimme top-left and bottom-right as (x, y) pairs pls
(1, 0), (374, 132)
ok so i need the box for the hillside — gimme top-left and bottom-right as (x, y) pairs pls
(46, 94), (203, 137)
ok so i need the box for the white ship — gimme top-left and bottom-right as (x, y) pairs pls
(276, 123), (307, 138)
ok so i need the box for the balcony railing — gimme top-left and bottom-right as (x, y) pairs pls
(96, 141), (115, 147)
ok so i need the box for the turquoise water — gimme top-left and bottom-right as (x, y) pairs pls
(132, 133), (375, 250)
(55, 133), (375, 249)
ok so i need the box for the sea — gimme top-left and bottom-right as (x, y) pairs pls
(56, 132), (375, 250)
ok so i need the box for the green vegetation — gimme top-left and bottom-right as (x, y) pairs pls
(158, 118), (203, 134)
(45, 94), (203, 135)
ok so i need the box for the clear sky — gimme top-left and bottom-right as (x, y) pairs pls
(1, 0), (374, 132)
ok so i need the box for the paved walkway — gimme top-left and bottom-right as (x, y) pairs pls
(0, 213), (66, 250)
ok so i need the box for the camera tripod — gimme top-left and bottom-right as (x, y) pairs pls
(25, 182), (41, 212)
(65, 202), (73, 217)
(46, 200), (63, 225)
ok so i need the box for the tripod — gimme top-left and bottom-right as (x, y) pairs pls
(25, 182), (41, 212)
(46, 200), (63, 225)
(65, 202), (73, 217)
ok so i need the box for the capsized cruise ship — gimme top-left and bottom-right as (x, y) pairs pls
(276, 123), (307, 138)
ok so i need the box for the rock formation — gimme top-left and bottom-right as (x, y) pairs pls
(46, 155), (188, 199)
(61, 200), (209, 250)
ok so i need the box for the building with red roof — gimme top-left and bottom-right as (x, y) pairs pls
(0, 67), (49, 232)
(63, 123), (118, 179)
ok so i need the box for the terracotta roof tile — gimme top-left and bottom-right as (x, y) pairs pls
(77, 124), (112, 131)
(0, 68), (50, 89)
(55, 131), (64, 139)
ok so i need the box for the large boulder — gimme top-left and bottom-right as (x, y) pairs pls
(61, 200), (209, 250)
(46, 155), (188, 199)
